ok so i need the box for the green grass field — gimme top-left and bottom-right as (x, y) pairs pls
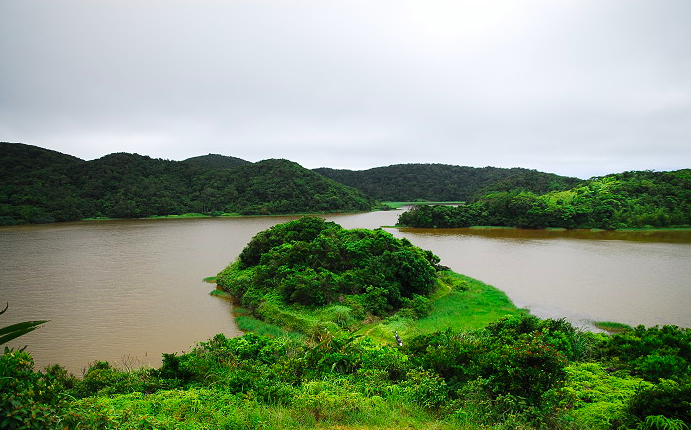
(381, 201), (465, 209)
(359, 271), (523, 345)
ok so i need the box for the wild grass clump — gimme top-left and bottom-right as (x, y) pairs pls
(359, 271), (524, 345)
(593, 320), (634, 333)
(235, 314), (306, 341)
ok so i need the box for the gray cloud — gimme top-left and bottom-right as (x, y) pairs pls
(1, 0), (689, 178)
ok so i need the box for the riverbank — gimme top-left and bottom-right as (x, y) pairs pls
(382, 201), (464, 209)
(208, 270), (524, 344)
(79, 208), (378, 222)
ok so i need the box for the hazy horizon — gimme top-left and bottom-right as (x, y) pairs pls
(2, 1), (690, 179)
(10, 139), (690, 180)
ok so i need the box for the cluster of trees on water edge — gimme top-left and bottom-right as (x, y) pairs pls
(398, 170), (691, 229)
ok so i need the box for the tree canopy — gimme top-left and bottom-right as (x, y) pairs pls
(0, 143), (375, 225)
(314, 163), (583, 202)
(182, 154), (250, 169)
(217, 217), (441, 315)
(397, 170), (691, 229)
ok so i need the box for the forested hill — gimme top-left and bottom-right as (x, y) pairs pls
(398, 169), (691, 229)
(182, 153), (250, 169)
(0, 142), (375, 225)
(314, 164), (583, 202)
(0, 142), (84, 180)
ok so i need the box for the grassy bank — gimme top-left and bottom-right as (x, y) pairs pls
(358, 271), (524, 345)
(592, 320), (634, 333)
(212, 269), (523, 345)
(382, 201), (464, 209)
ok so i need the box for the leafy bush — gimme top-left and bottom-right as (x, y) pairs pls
(217, 217), (440, 323)
(72, 361), (173, 398)
(561, 362), (650, 429)
(486, 314), (592, 361)
(400, 368), (448, 408)
(401, 294), (433, 319)
(626, 379), (691, 428)
(0, 350), (65, 429)
(597, 324), (691, 382)
(406, 316), (573, 413)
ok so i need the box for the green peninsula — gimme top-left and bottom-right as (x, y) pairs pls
(215, 216), (522, 342)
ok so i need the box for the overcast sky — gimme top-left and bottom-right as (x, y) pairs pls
(1, 0), (689, 179)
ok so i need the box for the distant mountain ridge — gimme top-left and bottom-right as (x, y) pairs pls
(0, 142), (374, 225)
(1, 141), (629, 226)
(314, 164), (584, 202)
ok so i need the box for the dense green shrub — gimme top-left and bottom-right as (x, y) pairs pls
(0, 350), (65, 429)
(400, 368), (449, 408)
(562, 362), (651, 429)
(398, 170), (691, 229)
(218, 217), (440, 321)
(406, 315), (574, 414)
(626, 379), (691, 428)
(486, 314), (592, 361)
(596, 324), (691, 382)
(71, 361), (175, 399)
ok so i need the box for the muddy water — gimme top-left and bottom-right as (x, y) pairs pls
(1, 211), (689, 372)
(392, 227), (691, 329)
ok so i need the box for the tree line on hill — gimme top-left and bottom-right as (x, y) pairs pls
(398, 169), (691, 229)
(2, 142), (688, 229)
(314, 164), (584, 202)
(0, 143), (375, 225)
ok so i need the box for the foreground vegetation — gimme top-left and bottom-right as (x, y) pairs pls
(2, 218), (689, 429)
(3, 316), (689, 429)
(398, 170), (691, 229)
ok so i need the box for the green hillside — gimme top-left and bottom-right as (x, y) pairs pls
(314, 163), (583, 202)
(398, 169), (691, 229)
(0, 143), (375, 225)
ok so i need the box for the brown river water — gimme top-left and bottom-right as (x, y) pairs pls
(1, 210), (690, 373)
